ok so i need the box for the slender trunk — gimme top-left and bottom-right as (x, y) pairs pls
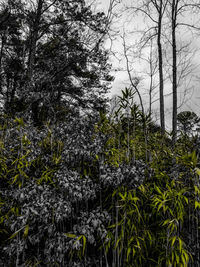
(196, 208), (199, 266)
(113, 200), (119, 267)
(127, 103), (130, 162)
(172, 0), (178, 146)
(120, 210), (126, 267)
(157, 1), (165, 135)
(188, 199), (191, 267)
(195, 175), (200, 266)
(149, 40), (153, 118)
(132, 115), (136, 164)
(10, 77), (17, 104)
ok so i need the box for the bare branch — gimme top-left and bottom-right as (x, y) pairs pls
(128, 6), (158, 24)
(122, 31), (145, 114)
(177, 22), (200, 30)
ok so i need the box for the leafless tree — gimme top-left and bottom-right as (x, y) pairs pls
(123, 0), (169, 134)
(165, 0), (200, 145)
(170, 0), (178, 145)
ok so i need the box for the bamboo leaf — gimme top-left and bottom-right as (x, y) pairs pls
(119, 192), (125, 201)
(175, 252), (180, 264)
(195, 201), (200, 209)
(127, 247), (131, 261)
(158, 202), (163, 212)
(82, 235), (86, 255)
(178, 238), (183, 252)
(171, 236), (176, 247)
(196, 167), (200, 176)
(162, 219), (170, 226)
(155, 185), (162, 195)
(132, 248), (136, 257)
(194, 185), (200, 195)
(115, 238), (120, 249)
(65, 233), (77, 239)
(23, 224), (29, 238)
(8, 226), (25, 240)
(11, 174), (19, 184)
(171, 251), (174, 264)
(183, 196), (188, 204)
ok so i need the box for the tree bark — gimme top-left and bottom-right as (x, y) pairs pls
(157, 0), (165, 135)
(171, 0), (178, 146)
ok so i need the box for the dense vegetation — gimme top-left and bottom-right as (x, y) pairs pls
(0, 0), (200, 267)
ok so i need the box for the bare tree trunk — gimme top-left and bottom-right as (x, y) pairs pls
(124, 0), (168, 134)
(171, 0), (178, 146)
(157, 0), (165, 135)
(148, 39), (154, 117)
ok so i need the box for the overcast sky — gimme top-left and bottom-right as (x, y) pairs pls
(95, 0), (200, 129)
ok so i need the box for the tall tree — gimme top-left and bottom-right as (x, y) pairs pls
(124, 0), (169, 134)
(171, 0), (178, 146)
(157, 0), (168, 135)
(166, 0), (200, 145)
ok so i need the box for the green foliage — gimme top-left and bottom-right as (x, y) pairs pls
(100, 97), (200, 266)
(105, 173), (193, 266)
(1, 95), (200, 267)
(65, 233), (87, 260)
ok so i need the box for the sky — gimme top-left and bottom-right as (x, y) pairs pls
(95, 0), (200, 130)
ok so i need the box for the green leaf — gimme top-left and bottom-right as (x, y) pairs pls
(155, 185), (162, 195)
(23, 224), (29, 238)
(114, 238), (120, 249)
(191, 151), (197, 166)
(194, 185), (200, 195)
(81, 235), (86, 255)
(162, 219), (170, 226)
(127, 247), (131, 261)
(196, 167), (200, 176)
(175, 252), (180, 264)
(65, 233), (77, 239)
(195, 201), (200, 209)
(178, 238), (183, 252)
(138, 184), (145, 193)
(183, 196), (188, 204)
(182, 249), (189, 265)
(14, 117), (24, 127)
(171, 236), (177, 247)
(11, 174), (19, 184)
(132, 248), (136, 257)
(158, 202), (163, 212)
(119, 192), (125, 201)
(8, 226), (25, 240)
